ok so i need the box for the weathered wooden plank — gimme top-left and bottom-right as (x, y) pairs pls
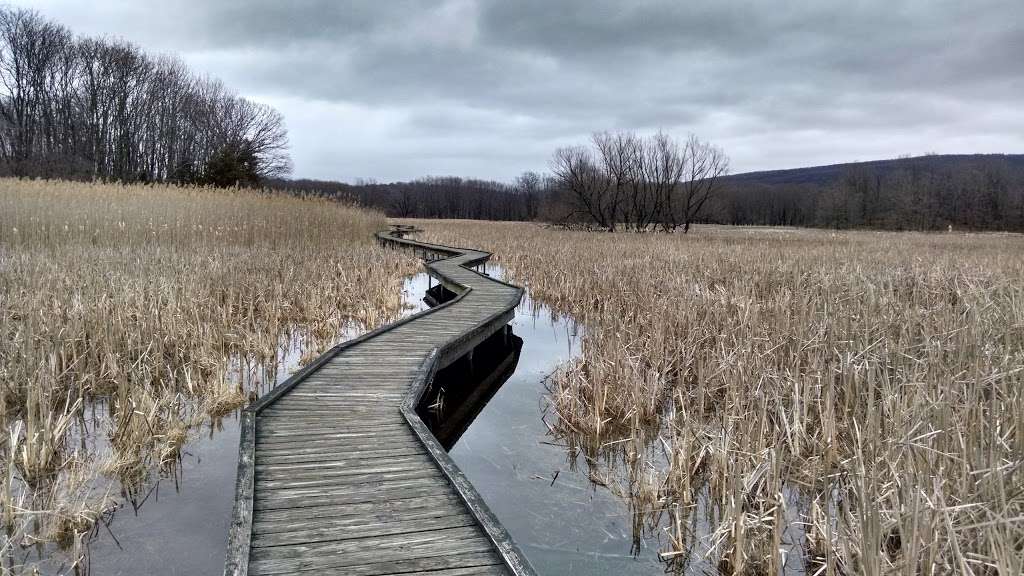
(253, 414), (405, 428)
(249, 525), (489, 561)
(253, 505), (467, 537)
(278, 387), (409, 397)
(253, 436), (423, 450)
(279, 383), (413, 393)
(277, 389), (408, 397)
(251, 511), (478, 548)
(255, 423), (412, 436)
(256, 412), (399, 421)
(255, 469), (444, 492)
(256, 413), (398, 422)
(396, 566), (507, 576)
(254, 431), (410, 444)
(271, 377), (414, 387)
(252, 479), (454, 506)
(264, 389), (407, 398)
(248, 526), (494, 574)
(253, 493), (464, 525)
(225, 410), (255, 576)
(312, 360), (425, 368)
(259, 397), (407, 408)
(257, 404), (401, 413)
(253, 484), (456, 505)
(311, 366), (421, 375)
(254, 461), (436, 483)
(254, 457), (438, 478)
(255, 445), (425, 464)
(252, 551), (502, 576)
(228, 231), (527, 576)
(255, 434), (421, 449)
(254, 451), (425, 469)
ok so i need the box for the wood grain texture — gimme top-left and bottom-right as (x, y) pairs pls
(224, 227), (534, 576)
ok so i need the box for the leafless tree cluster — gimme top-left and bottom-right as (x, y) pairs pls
(0, 7), (291, 185)
(550, 131), (729, 232)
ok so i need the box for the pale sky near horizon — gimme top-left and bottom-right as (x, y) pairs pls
(16, 0), (1024, 182)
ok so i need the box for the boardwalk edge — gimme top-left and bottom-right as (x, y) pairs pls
(224, 227), (535, 576)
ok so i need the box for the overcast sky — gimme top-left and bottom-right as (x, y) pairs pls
(19, 0), (1024, 182)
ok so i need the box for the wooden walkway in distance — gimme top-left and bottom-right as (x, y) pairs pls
(224, 227), (534, 576)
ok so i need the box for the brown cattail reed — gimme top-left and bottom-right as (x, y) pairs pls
(422, 220), (1024, 575)
(0, 179), (418, 572)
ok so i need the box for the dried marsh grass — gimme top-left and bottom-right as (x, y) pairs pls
(0, 179), (416, 570)
(421, 220), (1024, 575)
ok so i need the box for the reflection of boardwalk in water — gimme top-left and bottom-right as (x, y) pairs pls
(225, 226), (535, 576)
(420, 326), (524, 451)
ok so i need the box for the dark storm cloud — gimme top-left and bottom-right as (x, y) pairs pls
(22, 0), (1024, 181)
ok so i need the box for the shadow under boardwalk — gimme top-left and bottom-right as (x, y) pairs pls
(419, 326), (524, 451)
(224, 228), (534, 576)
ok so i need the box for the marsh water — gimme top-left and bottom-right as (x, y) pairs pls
(431, 266), (679, 575)
(73, 266), (685, 575)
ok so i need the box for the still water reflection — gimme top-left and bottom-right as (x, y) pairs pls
(441, 266), (672, 575)
(82, 419), (241, 575)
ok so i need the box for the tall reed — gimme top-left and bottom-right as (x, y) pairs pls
(423, 221), (1024, 575)
(0, 179), (417, 571)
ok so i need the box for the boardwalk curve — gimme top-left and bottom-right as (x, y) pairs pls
(224, 226), (535, 576)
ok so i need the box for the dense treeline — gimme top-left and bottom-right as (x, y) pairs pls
(269, 175), (550, 222)
(712, 155), (1024, 231)
(276, 153), (1024, 233)
(0, 7), (291, 185)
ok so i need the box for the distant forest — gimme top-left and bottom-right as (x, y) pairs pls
(270, 175), (539, 222)
(0, 8), (291, 186)
(715, 154), (1024, 231)
(273, 153), (1024, 232)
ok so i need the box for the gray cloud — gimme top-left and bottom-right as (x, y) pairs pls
(21, 0), (1024, 181)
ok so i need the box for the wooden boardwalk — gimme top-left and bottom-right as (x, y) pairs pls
(224, 227), (534, 576)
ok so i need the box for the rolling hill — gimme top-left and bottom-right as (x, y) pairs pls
(723, 154), (1024, 187)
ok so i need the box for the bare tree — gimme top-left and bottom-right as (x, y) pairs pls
(0, 9), (66, 173)
(592, 131), (639, 231)
(641, 131), (684, 231)
(389, 186), (418, 217)
(0, 6), (292, 185)
(549, 130), (726, 232)
(673, 134), (729, 233)
(551, 145), (614, 229)
(228, 98), (292, 179)
(514, 170), (542, 220)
